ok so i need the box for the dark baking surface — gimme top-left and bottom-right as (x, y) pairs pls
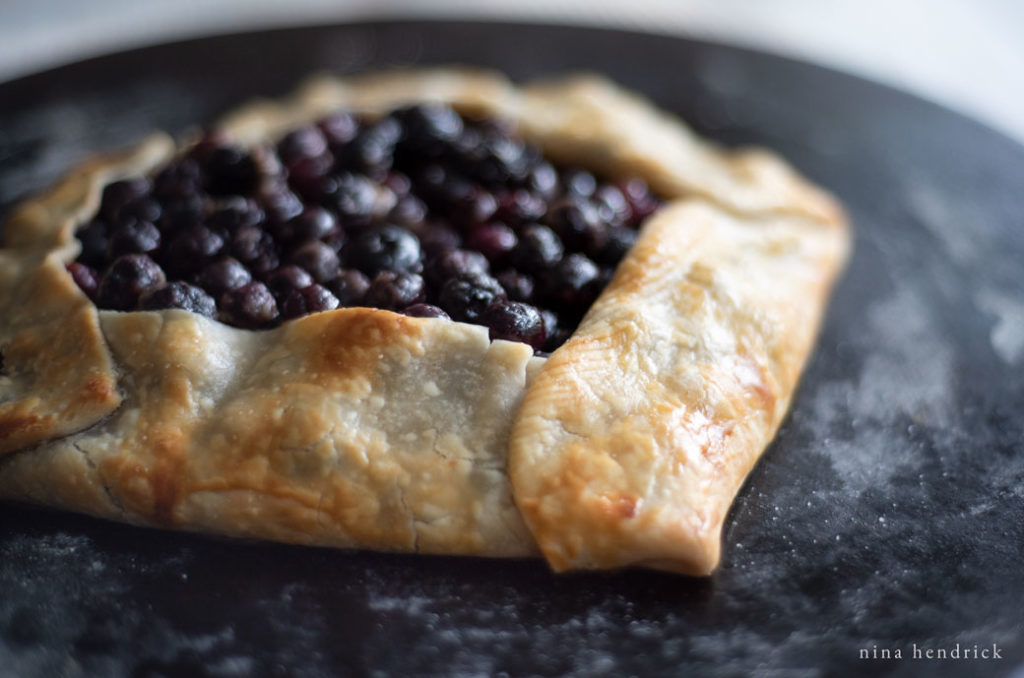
(2, 19), (1023, 678)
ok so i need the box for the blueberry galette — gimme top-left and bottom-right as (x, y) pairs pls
(0, 69), (848, 574)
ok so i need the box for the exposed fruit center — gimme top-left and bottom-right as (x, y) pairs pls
(70, 104), (661, 353)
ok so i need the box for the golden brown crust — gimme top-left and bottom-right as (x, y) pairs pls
(0, 68), (849, 573)
(508, 202), (848, 574)
(0, 136), (174, 456)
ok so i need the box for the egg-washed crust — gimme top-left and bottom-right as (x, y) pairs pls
(0, 68), (848, 573)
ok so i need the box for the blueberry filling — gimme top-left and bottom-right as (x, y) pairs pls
(71, 104), (662, 351)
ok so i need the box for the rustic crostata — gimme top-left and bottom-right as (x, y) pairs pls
(0, 68), (848, 575)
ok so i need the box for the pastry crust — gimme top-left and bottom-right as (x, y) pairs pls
(0, 68), (849, 573)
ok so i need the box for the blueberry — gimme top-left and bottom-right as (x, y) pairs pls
(496, 269), (534, 302)
(474, 136), (529, 184)
(363, 271), (426, 311)
(592, 184), (630, 226)
(280, 283), (340, 319)
(99, 179), (151, 223)
(264, 265), (314, 298)
(425, 249), (489, 288)
(286, 153), (336, 200)
(394, 104), (464, 155)
(107, 219), (161, 258)
(76, 220), (110, 267)
(413, 222), (461, 256)
(139, 281), (216, 318)
(320, 172), (389, 230)
(277, 206), (338, 244)
(111, 197), (162, 228)
(193, 257), (252, 297)
(229, 226), (280, 276)
(219, 281), (279, 328)
(527, 162), (558, 198)
(402, 303), (450, 319)
(346, 224), (422, 276)
(200, 145), (259, 197)
(591, 225), (638, 265)
(510, 224), (563, 273)
(495, 188), (546, 225)
(437, 273), (506, 323)
(66, 262), (99, 299)
(161, 225), (225, 277)
(257, 180), (305, 224)
(325, 269), (371, 306)
(388, 194), (428, 227)
(615, 176), (661, 224)
(317, 112), (360, 147)
(277, 125), (328, 163)
(289, 241), (340, 283)
(207, 198), (265, 234)
(465, 223), (517, 266)
(153, 159), (203, 202)
(539, 253), (600, 311)
(561, 169), (596, 197)
(544, 198), (606, 253)
(96, 254), (166, 311)
(481, 300), (546, 349)
(338, 117), (400, 177)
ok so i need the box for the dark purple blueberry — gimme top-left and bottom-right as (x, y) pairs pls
(510, 224), (564, 273)
(289, 241), (340, 283)
(402, 303), (449, 319)
(286, 153), (335, 199)
(592, 184), (630, 226)
(346, 224), (422, 276)
(207, 198), (264, 234)
(200, 145), (258, 196)
(264, 265), (314, 298)
(388, 194), (428, 227)
(527, 162), (558, 198)
(107, 219), (161, 258)
(250, 146), (284, 178)
(382, 172), (412, 198)
(193, 257), (252, 297)
(561, 169), (596, 197)
(437, 273), (506, 323)
(111, 197), (162, 227)
(338, 117), (400, 177)
(96, 254), (166, 311)
(465, 223), (517, 266)
(495, 188), (546, 225)
(229, 226), (280, 276)
(496, 269), (534, 302)
(481, 300), (546, 350)
(219, 281), (279, 328)
(277, 206), (338, 244)
(277, 125), (328, 163)
(161, 225), (225, 276)
(158, 194), (205, 232)
(66, 262), (99, 299)
(544, 198), (606, 253)
(444, 181), (498, 228)
(325, 269), (371, 306)
(413, 221), (461, 255)
(139, 281), (216, 318)
(320, 172), (390, 230)
(394, 104), (463, 155)
(318, 112), (359, 147)
(474, 136), (530, 184)
(76, 220), (110, 267)
(99, 179), (151, 223)
(280, 284), (340, 320)
(591, 225), (638, 265)
(363, 271), (426, 311)
(153, 159), (202, 202)
(616, 177), (660, 224)
(539, 253), (601, 311)
(425, 249), (489, 288)
(257, 179), (304, 224)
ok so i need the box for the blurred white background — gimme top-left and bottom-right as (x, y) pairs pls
(1, 0), (1022, 144)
